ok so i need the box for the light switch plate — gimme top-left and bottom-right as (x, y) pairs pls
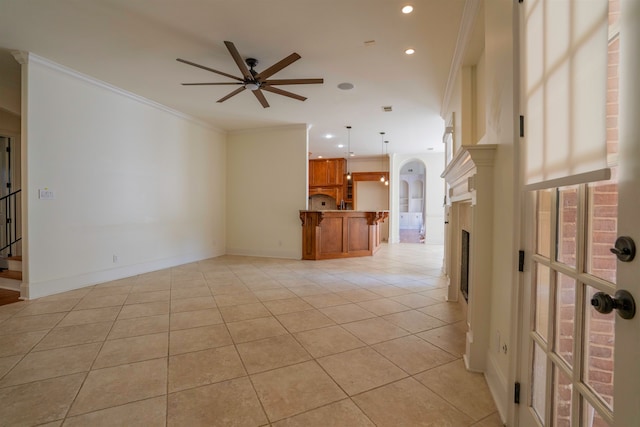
(39, 189), (55, 200)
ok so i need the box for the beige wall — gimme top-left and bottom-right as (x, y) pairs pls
(0, 108), (20, 135)
(226, 125), (308, 259)
(22, 54), (227, 298)
(356, 180), (390, 241)
(348, 156), (389, 173)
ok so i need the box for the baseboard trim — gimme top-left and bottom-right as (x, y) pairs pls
(485, 351), (509, 424)
(22, 250), (224, 299)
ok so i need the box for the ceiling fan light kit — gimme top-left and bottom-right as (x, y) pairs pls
(177, 41), (323, 108)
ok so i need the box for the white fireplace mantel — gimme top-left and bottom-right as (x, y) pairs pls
(441, 144), (498, 204)
(441, 144), (497, 373)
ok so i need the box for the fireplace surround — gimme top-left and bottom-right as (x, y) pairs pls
(441, 144), (497, 371)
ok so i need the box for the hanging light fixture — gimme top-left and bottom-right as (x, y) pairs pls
(379, 132), (386, 182)
(384, 140), (390, 186)
(346, 126), (352, 180)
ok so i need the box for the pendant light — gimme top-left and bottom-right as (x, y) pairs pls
(379, 132), (386, 182)
(346, 126), (352, 180)
(384, 140), (390, 186)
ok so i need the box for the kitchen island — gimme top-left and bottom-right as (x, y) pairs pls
(299, 210), (389, 260)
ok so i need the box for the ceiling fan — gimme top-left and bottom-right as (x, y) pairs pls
(177, 41), (323, 108)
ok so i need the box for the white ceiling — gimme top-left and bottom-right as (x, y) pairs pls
(0, 0), (465, 159)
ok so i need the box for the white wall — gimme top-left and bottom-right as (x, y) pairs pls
(226, 125), (307, 259)
(390, 153), (445, 244)
(22, 54), (227, 298)
(483, 0), (518, 419)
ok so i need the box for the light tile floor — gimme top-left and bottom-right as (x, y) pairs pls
(0, 243), (504, 426)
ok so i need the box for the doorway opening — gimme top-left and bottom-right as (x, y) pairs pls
(399, 160), (426, 243)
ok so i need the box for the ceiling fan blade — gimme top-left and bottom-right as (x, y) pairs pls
(255, 53), (301, 80)
(252, 89), (270, 108)
(264, 78), (324, 85)
(261, 86), (307, 101)
(224, 41), (253, 80)
(182, 82), (243, 86)
(217, 87), (246, 103)
(176, 58), (243, 82)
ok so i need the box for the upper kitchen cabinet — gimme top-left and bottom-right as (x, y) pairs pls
(309, 158), (345, 187)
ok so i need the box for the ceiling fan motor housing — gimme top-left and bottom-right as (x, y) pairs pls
(245, 58), (258, 69)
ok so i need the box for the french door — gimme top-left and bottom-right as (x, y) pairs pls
(517, 1), (639, 425)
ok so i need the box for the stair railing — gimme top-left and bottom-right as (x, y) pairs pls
(0, 189), (21, 257)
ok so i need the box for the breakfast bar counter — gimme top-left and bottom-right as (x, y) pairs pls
(299, 210), (388, 260)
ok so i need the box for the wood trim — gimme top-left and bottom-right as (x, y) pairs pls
(351, 172), (389, 182)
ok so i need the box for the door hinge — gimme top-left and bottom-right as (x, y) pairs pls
(5, 146), (10, 153)
(519, 115), (525, 137)
(518, 250), (525, 272)
(6, 182), (11, 189)
(514, 382), (521, 404)
(6, 218), (11, 224)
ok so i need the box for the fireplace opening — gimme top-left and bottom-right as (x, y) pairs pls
(460, 229), (470, 302)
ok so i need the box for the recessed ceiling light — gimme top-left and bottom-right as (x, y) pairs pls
(402, 5), (414, 14)
(405, 48), (415, 55)
(427, 147), (434, 151)
(338, 82), (354, 90)
(349, 152), (355, 157)
(318, 155), (323, 158)
(338, 144), (344, 148)
(325, 134), (334, 139)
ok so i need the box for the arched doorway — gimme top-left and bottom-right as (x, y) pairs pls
(398, 160), (426, 243)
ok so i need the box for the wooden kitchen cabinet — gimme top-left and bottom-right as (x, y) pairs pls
(309, 158), (345, 187)
(309, 186), (342, 202)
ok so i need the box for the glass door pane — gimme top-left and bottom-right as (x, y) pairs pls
(556, 186), (579, 268)
(555, 273), (576, 367)
(532, 342), (548, 424)
(537, 189), (552, 257)
(535, 263), (551, 343)
(553, 366), (573, 427)
(587, 168), (618, 282)
(583, 285), (615, 411)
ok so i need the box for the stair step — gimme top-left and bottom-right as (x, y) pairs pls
(6, 259), (22, 271)
(0, 270), (22, 281)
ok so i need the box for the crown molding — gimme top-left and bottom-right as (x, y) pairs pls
(227, 123), (308, 135)
(11, 50), (28, 65)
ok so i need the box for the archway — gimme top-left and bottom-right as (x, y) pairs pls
(398, 160), (426, 243)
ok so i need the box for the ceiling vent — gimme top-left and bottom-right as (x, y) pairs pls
(382, 106), (393, 112)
